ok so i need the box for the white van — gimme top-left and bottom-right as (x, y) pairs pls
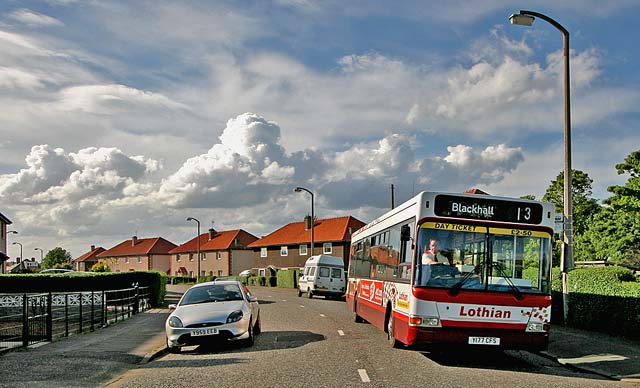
(297, 255), (346, 299)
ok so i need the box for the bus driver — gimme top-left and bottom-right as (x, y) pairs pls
(422, 239), (448, 265)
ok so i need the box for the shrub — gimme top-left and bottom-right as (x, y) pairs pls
(91, 260), (111, 272)
(277, 270), (298, 288)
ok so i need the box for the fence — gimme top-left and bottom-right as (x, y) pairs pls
(0, 286), (150, 352)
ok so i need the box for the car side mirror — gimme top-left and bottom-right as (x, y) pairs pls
(401, 225), (411, 242)
(248, 296), (258, 303)
(168, 304), (177, 310)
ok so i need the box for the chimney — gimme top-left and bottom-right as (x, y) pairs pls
(304, 215), (312, 230)
(91, 245), (95, 251)
(132, 236), (138, 246)
(208, 228), (216, 240)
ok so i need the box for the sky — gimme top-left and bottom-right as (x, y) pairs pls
(1, 1), (639, 260)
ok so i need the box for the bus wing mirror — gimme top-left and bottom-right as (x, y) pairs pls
(401, 225), (411, 242)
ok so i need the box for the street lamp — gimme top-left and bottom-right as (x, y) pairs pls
(510, 10), (573, 322)
(34, 248), (44, 261)
(12, 242), (23, 263)
(294, 187), (314, 256)
(187, 217), (201, 282)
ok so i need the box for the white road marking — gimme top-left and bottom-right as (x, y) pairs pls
(320, 313), (326, 317)
(300, 305), (305, 308)
(338, 330), (345, 336)
(282, 300), (287, 302)
(358, 369), (370, 383)
(558, 354), (628, 364)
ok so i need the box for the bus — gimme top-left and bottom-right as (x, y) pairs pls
(345, 191), (554, 350)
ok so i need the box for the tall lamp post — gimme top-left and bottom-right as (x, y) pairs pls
(510, 10), (573, 322)
(187, 217), (201, 282)
(12, 242), (23, 263)
(3, 231), (17, 274)
(294, 187), (315, 256)
(34, 248), (44, 261)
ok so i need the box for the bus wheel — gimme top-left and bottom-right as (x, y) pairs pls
(387, 313), (400, 348)
(353, 297), (364, 323)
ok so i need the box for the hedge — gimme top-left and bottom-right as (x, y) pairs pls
(551, 266), (640, 338)
(276, 269), (302, 288)
(245, 276), (277, 287)
(0, 271), (167, 307)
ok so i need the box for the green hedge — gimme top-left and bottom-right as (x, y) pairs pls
(0, 271), (166, 307)
(245, 276), (277, 287)
(551, 266), (640, 338)
(276, 269), (301, 288)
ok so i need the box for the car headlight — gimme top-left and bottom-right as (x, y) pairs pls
(226, 310), (243, 323)
(168, 316), (183, 328)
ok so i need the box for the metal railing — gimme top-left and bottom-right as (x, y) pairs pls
(0, 286), (150, 352)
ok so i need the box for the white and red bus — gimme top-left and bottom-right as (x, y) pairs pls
(346, 191), (554, 350)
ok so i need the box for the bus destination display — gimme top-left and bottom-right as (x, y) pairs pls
(433, 194), (543, 224)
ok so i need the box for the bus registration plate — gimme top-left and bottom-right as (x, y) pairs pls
(468, 336), (500, 345)
(191, 328), (219, 337)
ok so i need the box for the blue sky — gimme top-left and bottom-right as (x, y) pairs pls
(1, 1), (639, 259)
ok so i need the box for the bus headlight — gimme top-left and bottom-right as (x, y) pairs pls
(526, 322), (547, 332)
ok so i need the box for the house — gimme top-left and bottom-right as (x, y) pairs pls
(247, 215), (365, 271)
(169, 228), (258, 277)
(8, 258), (39, 273)
(97, 236), (177, 273)
(0, 211), (13, 274)
(73, 245), (106, 272)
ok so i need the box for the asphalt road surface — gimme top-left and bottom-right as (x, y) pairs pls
(106, 286), (623, 388)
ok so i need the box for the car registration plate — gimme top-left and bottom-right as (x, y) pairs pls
(191, 328), (219, 337)
(468, 336), (500, 345)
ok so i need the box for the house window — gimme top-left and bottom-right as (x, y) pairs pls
(189, 271), (193, 277)
(260, 247), (267, 258)
(280, 246), (288, 256)
(176, 254), (181, 262)
(323, 242), (332, 254)
(217, 251), (222, 260)
(137, 256), (142, 264)
(189, 253), (194, 261)
(259, 269), (265, 276)
(218, 270), (223, 276)
(125, 257), (129, 264)
(299, 244), (307, 255)
(201, 252), (206, 261)
(115, 258), (119, 264)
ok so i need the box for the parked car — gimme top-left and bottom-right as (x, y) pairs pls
(165, 280), (260, 352)
(40, 269), (75, 274)
(238, 269), (254, 277)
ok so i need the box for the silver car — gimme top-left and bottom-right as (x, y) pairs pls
(165, 280), (260, 352)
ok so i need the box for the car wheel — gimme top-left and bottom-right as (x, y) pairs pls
(307, 289), (313, 299)
(387, 313), (400, 348)
(254, 314), (261, 335)
(244, 321), (255, 347)
(297, 289), (302, 297)
(167, 338), (181, 353)
(353, 297), (364, 323)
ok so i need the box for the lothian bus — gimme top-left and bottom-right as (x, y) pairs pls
(346, 190), (554, 350)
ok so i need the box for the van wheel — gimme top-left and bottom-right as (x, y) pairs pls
(353, 297), (364, 323)
(307, 289), (313, 299)
(244, 321), (254, 347)
(297, 289), (302, 297)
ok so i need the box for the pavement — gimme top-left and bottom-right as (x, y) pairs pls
(0, 285), (638, 386)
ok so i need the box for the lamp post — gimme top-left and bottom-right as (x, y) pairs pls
(2, 231), (17, 274)
(34, 248), (44, 261)
(510, 10), (573, 322)
(294, 187), (315, 256)
(12, 242), (23, 263)
(187, 217), (201, 282)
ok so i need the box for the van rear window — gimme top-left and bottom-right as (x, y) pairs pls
(319, 267), (330, 277)
(331, 268), (341, 278)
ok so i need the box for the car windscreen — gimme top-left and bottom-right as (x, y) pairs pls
(180, 284), (244, 305)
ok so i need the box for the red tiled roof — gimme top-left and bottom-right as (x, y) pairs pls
(74, 247), (106, 262)
(248, 216), (365, 248)
(97, 237), (177, 258)
(169, 229), (258, 254)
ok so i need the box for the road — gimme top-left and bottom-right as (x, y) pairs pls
(108, 286), (621, 388)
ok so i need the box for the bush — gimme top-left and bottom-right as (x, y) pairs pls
(276, 270), (299, 288)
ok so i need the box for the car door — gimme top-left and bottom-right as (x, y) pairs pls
(243, 285), (259, 324)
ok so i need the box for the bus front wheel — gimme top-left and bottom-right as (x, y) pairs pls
(386, 311), (400, 348)
(353, 296), (364, 323)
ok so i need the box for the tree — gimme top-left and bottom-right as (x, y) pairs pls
(574, 208), (640, 268)
(91, 260), (111, 272)
(604, 149), (640, 212)
(41, 247), (73, 270)
(542, 169), (602, 236)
